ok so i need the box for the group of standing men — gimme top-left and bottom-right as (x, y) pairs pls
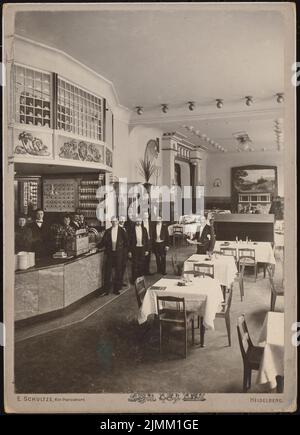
(99, 212), (170, 295)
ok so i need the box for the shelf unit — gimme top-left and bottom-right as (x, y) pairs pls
(238, 193), (271, 213)
(15, 176), (42, 216)
(78, 175), (105, 220)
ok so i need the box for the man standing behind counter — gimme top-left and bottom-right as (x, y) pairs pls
(15, 214), (32, 253)
(29, 209), (49, 258)
(99, 216), (128, 295)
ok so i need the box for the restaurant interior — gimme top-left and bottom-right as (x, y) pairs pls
(4, 6), (289, 395)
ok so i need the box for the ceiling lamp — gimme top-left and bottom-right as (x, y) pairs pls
(136, 106), (143, 115)
(216, 99), (223, 109)
(245, 96), (254, 106)
(161, 104), (169, 113)
(276, 93), (284, 103)
(188, 101), (195, 111)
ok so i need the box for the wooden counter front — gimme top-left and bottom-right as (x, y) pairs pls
(213, 213), (275, 243)
(15, 250), (104, 321)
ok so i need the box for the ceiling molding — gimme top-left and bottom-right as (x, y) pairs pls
(129, 107), (284, 127)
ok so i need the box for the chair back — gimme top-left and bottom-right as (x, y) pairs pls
(156, 296), (186, 323)
(134, 276), (146, 308)
(237, 314), (253, 360)
(220, 247), (237, 259)
(193, 263), (214, 278)
(238, 248), (256, 265)
(173, 225), (184, 235)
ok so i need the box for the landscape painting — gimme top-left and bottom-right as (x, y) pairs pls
(232, 166), (277, 193)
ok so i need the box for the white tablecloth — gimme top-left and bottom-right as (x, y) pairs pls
(168, 223), (199, 237)
(214, 241), (276, 265)
(184, 254), (237, 288)
(138, 277), (223, 330)
(257, 312), (284, 388)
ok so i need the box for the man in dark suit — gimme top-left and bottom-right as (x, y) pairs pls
(29, 209), (49, 258)
(142, 211), (152, 275)
(70, 211), (81, 231)
(15, 214), (32, 253)
(128, 217), (149, 283)
(187, 215), (213, 254)
(118, 216), (129, 286)
(99, 216), (128, 295)
(151, 216), (170, 275)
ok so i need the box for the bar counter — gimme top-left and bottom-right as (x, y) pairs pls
(15, 249), (105, 321)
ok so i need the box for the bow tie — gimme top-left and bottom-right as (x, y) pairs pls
(36, 221), (43, 223)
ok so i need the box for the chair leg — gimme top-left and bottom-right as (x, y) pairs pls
(243, 366), (249, 392)
(271, 292), (276, 311)
(248, 369), (252, 390)
(159, 324), (162, 354)
(254, 265), (257, 282)
(184, 325), (188, 358)
(191, 319), (195, 345)
(263, 263), (266, 278)
(200, 317), (205, 347)
(225, 314), (231, 347)
(239, 279), (243, 301)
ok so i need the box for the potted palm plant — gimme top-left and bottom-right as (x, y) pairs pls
(137, 157), (157, 194)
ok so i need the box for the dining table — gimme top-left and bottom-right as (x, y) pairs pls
(214, 240), (276, 264)
(256, 311), (284, 390)
(183, 253), (238, 289)
(138, 276), (224, 346)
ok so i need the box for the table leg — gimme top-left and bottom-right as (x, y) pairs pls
(200, 316), (206, 347)
(276, 376), (284, 393)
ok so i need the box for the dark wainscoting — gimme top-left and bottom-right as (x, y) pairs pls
(205, 196), (232, 211)
(214, 214), (275, 243)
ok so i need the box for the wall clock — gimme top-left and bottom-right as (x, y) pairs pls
(144, 139), (159, 161)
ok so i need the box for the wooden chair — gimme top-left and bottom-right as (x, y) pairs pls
(171, 254), (184, 276)
(220, 247), (237, 266)
(172, 225), (185, 248)
(156, 296), (195, 358)
(215, 287), (233, 346)
(134, 276), (147, 308)
(266, 264), (284, 311)
(237, 314), (264, 392)
(193, 263), (214, 278)
(238, 249), (257, 281)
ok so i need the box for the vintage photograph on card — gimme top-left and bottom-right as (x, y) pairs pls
(2, 3), (297, 413)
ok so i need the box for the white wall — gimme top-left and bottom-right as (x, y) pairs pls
(176, 160), (190, 188)
(205, 151), (284, 197)
(128, 125), (164, 184)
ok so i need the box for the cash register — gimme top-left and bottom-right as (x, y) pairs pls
(65, 228), (90, 256)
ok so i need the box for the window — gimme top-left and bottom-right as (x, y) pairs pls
(14, 65), (51, 128)
(57, 77), (103, 141)
(14, 65), (105, 143)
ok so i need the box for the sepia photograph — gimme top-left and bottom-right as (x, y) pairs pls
(2, 2), (297, 414)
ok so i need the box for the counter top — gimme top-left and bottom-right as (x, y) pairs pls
(214, 213), (274, 223)
(15, 248), (104, 274)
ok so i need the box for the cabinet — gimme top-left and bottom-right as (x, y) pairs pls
(78, 175), (105, 221)
(238, 193), (271, 214)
